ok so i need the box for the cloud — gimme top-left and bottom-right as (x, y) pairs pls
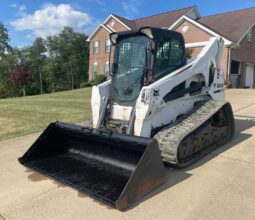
(19, 4), (27, 12)
(121, 0), (141, 19)
(9, 3), (27, 16)
(10, 4), (93, 38)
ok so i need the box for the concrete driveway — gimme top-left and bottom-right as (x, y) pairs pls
(1, 89), (255, 220)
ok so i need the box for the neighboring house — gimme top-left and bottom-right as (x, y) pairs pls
(87, 6), (255, 88)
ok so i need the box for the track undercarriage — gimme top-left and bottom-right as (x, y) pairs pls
(154, 100), (235, 167)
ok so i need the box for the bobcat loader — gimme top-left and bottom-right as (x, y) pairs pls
(19, 27), (235, 210)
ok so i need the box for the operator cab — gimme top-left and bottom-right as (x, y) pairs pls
(110, 27), (186, 104)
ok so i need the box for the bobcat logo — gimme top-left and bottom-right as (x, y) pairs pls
(153, 89), (160, 97)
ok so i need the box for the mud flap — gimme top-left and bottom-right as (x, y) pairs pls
(19, 122), (167, 210)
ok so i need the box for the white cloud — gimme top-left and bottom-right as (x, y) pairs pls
(121, 0), (141, 19)
(10, 4), (92, 38)
(19, 4), (27, 12)
(10, 3), (27, 16)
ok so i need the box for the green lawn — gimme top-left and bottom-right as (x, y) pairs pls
(0, 88), (92, 141)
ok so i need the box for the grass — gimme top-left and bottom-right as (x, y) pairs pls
(0, 88), (92, 141)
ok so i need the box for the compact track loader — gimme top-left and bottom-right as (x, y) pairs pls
(19, 27), (235, 210)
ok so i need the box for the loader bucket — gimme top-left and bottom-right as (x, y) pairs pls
(19, 122), (167, 210)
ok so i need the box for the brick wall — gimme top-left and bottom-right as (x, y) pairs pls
(175, 20), (229, 79)
(231, 25), (255, 87)
(231, 26), (255, 65)
(88, 27), (111, 79)
(176, 21), (211, 43)
(88, 18), (128, 80)
(106, 18), (128, 32)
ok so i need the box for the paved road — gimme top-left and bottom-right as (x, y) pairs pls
(0, 89), (255, 220)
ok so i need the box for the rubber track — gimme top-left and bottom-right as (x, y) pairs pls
(154, 100), (234, 167)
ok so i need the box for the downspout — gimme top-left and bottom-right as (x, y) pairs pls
(227, 47), (231, 82)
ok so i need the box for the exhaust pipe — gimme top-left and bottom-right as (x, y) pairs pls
(19, 122), (167, 210)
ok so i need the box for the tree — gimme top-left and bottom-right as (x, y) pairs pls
(26, 37), (46, 94)
(0, 22), (11, 57)
(0, 25), (90, 99)
(45, 27), (89, 91)
(11, 66), (32, 96)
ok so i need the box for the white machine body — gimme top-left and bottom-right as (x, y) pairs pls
(91, 37), (225, 138)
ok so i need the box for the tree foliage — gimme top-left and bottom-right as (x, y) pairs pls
(0, 22), (11, 57)
(0, 23), (90, 99)
(11, 66), (31, 85)
(11, 66), (32, 96)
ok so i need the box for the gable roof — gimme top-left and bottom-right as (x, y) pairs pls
(198, 7), (255, 43)
(134, 6), (196, 28)
(88, 6), (198, 41)
(111, 14), (136, 29)
(88, 5), (255, 44)
(112, 6), (197, 29)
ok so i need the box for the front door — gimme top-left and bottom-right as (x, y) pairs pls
(245, 65), (254, 88)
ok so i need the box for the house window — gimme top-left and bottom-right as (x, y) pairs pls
(105, 39), (111, 52)
(93, 41), (99, 54)
(230, 60), (240, 75)
(246, 29), (253, 43)
(104, 60), (110, 76)
(92, 61), (98, 78)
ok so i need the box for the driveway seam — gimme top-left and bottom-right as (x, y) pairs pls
(234, 102), (255, 113)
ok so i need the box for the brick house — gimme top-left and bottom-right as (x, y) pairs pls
(87, 6), (255, 88)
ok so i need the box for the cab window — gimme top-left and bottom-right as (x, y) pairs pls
(154, 38), (184, 80)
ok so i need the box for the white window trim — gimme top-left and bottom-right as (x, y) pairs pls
(104, 60), (110, 76)
(92, 61), (98, 78)
(105, 39), (111, 53)
(93, 40), (100, 54)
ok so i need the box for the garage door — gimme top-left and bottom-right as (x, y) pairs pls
(245, 65), (254, 88)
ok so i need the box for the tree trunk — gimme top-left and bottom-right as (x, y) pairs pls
(72, 75), (74, 90)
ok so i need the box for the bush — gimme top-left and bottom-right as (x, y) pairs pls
(80, 82), (91, 88)
(80, 75), (107, 88)
(93, 74), (107, 85)
(186, 48), (194, 59)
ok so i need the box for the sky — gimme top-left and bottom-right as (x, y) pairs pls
(0, 0), (255, 48)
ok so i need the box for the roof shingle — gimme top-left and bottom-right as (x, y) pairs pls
(111, 6), (255, 43)
(134, 6), (194, 28)
(198, 7), (255, 43)
(112, 6), (195, 29)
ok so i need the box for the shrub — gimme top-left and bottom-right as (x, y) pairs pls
(80, 82), (91, 88)
(93, 74), (107, 85)
(80, 75), (107, 88)
(186, 48), (194, 59)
